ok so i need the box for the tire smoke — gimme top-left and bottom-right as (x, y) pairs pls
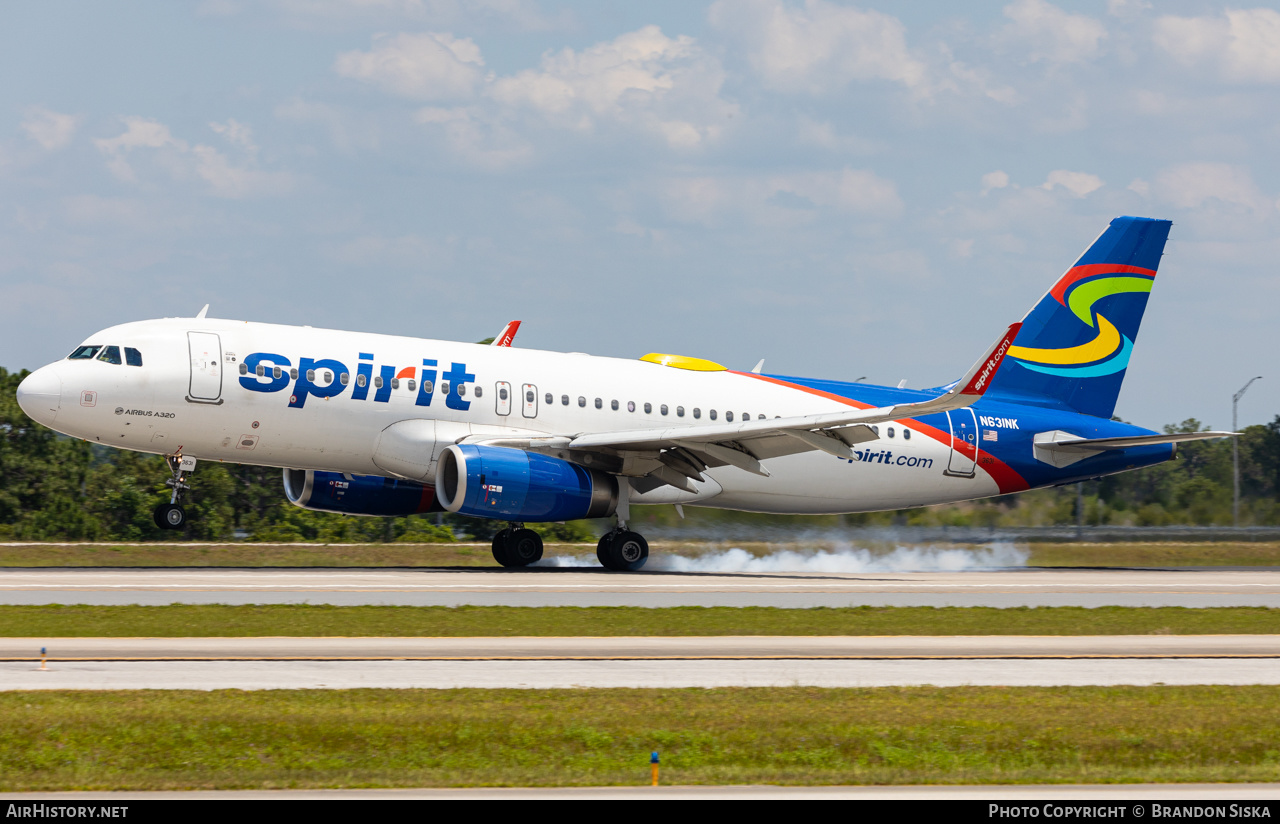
(536, 542), (1029, 572)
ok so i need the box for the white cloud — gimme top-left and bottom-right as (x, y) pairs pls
(980, 170), (1010, 195)
(487, 25), (736, 149)
(1040, 170), (1104, 198)
(1001, 0), (1107, 64)
(651, 167), (903, 226)
(708, 0), (930, 95)
(21, 107), (81, 151)
(275, 99), (381, 151)
(1151, 162), (1271, 212)
(414, 106), (532, 169)
(93, 116), (291, 198)
(334, 31), (484, 100)
(1154, 9), (1280, 83)
(209, 118), (257, 154)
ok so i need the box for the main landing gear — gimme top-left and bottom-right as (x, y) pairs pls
(596, 480), (649, 571)
(491, 524), (544, 567)
(596, 529), (649, 571)
(153, 454), (196, 531)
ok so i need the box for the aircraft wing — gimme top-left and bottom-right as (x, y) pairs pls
(467, 323), (1021, 492)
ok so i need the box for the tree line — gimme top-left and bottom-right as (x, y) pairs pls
(2, 367), (1277, 542)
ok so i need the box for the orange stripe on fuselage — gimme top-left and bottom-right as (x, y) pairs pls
(731, 371), (1030, 494)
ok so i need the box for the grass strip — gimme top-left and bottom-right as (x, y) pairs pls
(3, 541), (1280, 567)
(7, 605), (1280, 637)
(4, 686), (1280, 789)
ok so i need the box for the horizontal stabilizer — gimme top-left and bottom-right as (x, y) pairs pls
(1033, 429), (1236, 468)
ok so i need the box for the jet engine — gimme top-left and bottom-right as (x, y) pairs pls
(283, 469), (443, 516)
(435, 444), (617, 521)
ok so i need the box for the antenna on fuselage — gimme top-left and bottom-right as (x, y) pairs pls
(195, 304), (209, 319)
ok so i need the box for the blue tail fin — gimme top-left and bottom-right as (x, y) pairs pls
(986, 216), (1172, 419)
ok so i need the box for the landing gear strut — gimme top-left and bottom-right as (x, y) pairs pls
(154, 454), (196, 531)
(491, 523), (544, 567)
(596, 480), (649, 571)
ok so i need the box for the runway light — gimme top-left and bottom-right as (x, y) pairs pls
(650, 751), (660, 786)
(40, 646), (47, 671)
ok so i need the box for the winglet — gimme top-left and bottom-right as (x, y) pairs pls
(491, 320), (521, 347)
(751, 359), (765, 374)
(958, 322), (1021, 398)
(195, 304), (209, 319)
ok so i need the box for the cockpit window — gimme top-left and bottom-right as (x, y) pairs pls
(97, 345), (123, 365)
(124, 347), (143, 367)
(68, 345), (102, 360)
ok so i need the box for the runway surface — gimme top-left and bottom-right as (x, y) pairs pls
(4, 635), (1279, 689)
(6, 567), (1280, 607)
(8, 635), (1280, 659)
(4, 784), (1280, 799)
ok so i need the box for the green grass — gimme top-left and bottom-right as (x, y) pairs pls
(4, 686), (1280, 789)
(8, 604), (1280, 637)
(4, 540), (1280, 568)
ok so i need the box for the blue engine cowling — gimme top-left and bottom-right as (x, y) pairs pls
(435, 444), (618, 521)
(283, 469), (443, 516)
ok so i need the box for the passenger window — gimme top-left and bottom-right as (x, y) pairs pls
(357, 374), (367, 388)
(627, 401), (636, 412)
(307, 369), (317, 382)
(239, 363), (248, 375)
(710, 410), (717, 420)
(594, 398), (602, 409)
(903, 429), (911, 440)
(324, 371), (333, 384)
(422, 381), (434, 393)
(98, 346), (123, 365)
(726, 411), (734, 422)
(374, 376), (383, 389)
(693, 408), (701, 419)
(887, 427), (895, 438)
(611, 400), (619, 411)
(562, 395), (569, 406)
(124, 347), (143, 367)
(871, 425), (879, 436)
(458, 384), (466, 396)
(742, 412), (748, 421)
(527, 390), (535, 402)
(256, 365), (265, 377)
(340, 372), (349, 385)
(578, 396), (586, 408)
(67, 345), (102, 360)
(440, 381), (450, 395)
(274, 367), (282, 380)
(500, 387), (509, 401)
(677, 406), (684, 417)
(644, 402), (652, 414)
(291, 368), (299, 380)
(474, 386), (482, 398)
(392, 378), (400, 390)
(660, 404), (668, 416)
(408, 379), (416, 392)
(544, 392), (552, 404)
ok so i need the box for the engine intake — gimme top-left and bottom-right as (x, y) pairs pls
(283, 469), (442, 516)
(436, 444), (617, 522)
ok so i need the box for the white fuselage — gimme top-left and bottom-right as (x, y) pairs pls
(19, 318), (998, 514)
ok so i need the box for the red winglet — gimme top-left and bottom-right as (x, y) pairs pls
(960, 322), (1021, 397)
(494, 321), (521, 347)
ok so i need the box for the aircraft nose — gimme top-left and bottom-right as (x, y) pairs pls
(16, 366), (62, 425)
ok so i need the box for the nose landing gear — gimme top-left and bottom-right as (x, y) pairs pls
(153, 454), (195, 531)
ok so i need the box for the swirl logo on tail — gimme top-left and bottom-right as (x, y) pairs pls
(1008, 265), (1154, 378)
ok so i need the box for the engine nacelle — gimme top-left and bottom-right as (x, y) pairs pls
(435, 444), (617, 522)
(283, 469), (443, 517)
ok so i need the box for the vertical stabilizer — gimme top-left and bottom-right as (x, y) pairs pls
(987, 216), (1172, 419)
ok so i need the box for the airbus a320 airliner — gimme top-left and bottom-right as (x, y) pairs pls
(16, 216), (1232, 570)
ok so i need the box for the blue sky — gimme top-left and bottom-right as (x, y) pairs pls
(2, 0), (1278, 430)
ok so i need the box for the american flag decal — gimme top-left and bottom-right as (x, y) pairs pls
(982, 430), (997, 442)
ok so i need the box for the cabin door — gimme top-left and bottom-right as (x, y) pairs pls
(944, 408), (977, 477)
(187, 331), (223, 403)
